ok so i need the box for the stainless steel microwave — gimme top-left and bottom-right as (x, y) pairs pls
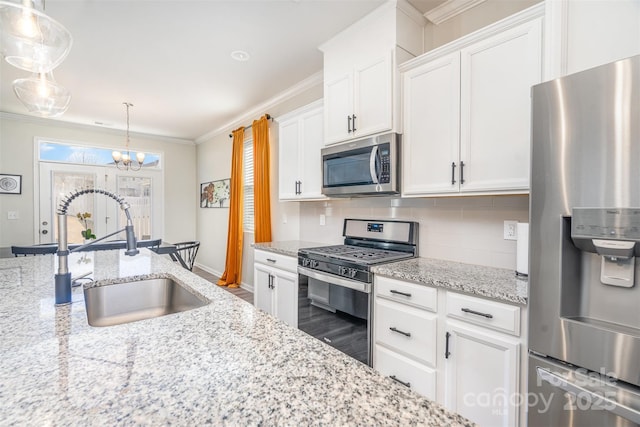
(321, 133), (400, 197)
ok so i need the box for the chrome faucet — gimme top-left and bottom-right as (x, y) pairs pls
(54, 188), (139, 305)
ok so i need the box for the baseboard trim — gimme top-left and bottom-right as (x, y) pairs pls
(194, 262), (254, 294)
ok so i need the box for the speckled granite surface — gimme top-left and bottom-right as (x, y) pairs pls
(0, 250), (473, 426)
(253, 240), (324, 257)
(372, 258), (528, 305)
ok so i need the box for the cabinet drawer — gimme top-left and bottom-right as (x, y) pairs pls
(446, 292), (521, 336)
(254, 249), (297, 273)
(375, 298), (437, 367)
(376, 276), (437, 312)
(375, 344), (436, 401)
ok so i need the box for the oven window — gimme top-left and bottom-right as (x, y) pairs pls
(298, 278), (369, 365)
(323, 147), (375, 187)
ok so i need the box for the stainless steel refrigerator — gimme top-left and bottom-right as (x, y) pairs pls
(528, 55), (640, 426)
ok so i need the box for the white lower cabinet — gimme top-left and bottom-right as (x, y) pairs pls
(444, 320), (520, 427)
(375, 344), (437, 400)
(373, 275), (525, 427)
(253, 250), (298, 328)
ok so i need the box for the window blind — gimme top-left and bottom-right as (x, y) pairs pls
(243, 138), (254, 232)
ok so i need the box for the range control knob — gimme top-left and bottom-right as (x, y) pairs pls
(311, 260), (319, 268)
(338, 266), (347, 276)
(302, 258), (310, 267)
(348, 268), (358, 278)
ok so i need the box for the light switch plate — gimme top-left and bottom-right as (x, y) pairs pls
(7, 211), (19, 220)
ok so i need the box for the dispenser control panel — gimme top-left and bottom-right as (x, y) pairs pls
(572, 208), (640, 241)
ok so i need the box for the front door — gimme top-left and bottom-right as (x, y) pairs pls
(38, 162), (163, 244)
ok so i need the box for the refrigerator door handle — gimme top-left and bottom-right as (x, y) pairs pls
(537, 367), (640, 424)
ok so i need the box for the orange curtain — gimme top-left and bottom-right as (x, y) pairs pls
(252, 115), (272, 243)
(217, 127), (245, 288)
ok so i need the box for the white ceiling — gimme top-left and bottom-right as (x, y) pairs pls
(4, 0), (441, 142)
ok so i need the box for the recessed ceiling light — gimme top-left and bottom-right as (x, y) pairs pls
(231, 50), (250, 62)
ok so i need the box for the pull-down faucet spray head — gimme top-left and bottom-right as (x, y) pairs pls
(54, 188), (139, 305)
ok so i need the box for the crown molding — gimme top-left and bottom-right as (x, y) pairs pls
(0, 112), (196, 146)
(194, 70), (324, 144)
(424, 0), (487, 25)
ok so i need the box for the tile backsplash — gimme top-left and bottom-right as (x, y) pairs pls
(299, 195), (529, 271)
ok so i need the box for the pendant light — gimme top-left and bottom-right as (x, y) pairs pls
(112, 102), (145, 171)
(12, 70), (70, 117)
(0, 0), (73, 73)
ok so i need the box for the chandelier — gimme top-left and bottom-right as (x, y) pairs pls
(112, 102), (145, 171)
(1, 0), (73, 117)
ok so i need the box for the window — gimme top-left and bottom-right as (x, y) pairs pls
(243, 137), (254, 232)
(38, 140), (162, 168)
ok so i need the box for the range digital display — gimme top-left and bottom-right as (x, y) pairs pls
(367, 223), (384, 233)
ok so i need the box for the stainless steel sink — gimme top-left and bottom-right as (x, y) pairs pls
(84, 277), (209, 327)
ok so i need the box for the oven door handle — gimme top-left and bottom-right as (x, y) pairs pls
(298, 266), (371, 294)
(369, 145), (379, 184)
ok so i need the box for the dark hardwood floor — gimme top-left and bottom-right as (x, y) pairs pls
(191, 266), (253, 304)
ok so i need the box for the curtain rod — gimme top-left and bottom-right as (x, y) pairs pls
(228, 114), (272, 138)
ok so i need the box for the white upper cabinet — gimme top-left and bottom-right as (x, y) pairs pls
(402, 52), (461, 195)
(277, 100), (325, 201)
(402, 7), (543, 197)
(320, 0), (425, 145)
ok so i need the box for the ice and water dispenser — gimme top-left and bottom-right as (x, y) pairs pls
(561, 208), (640, 332)
(571, 208), (640, 288)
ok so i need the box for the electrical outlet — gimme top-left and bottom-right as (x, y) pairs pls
(319, 214), (326, 226)
(7, 211), (19, 220)
(504, 220), (518, 240)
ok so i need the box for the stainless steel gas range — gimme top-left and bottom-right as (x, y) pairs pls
(297, 218), (418, 366)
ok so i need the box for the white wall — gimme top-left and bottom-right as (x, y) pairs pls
(0, 115), (196, 247)
(195, 83), (323, 285)
(299, 195), (529, 270)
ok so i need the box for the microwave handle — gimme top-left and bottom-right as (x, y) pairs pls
(369, 146), (379, 184)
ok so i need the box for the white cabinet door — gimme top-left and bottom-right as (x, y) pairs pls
(459, 17), (542, 193)
(273, 268), (298, 328)
(278, 119), (301, 200)
(324, 73), (353, 144)
(298, 107), (324, 199)
(402, 52), (461, 196)
(353, 53), (393, 139)
(444, 320), (520, 427)
(278, 101), (325, 201)
(254, 263), (274, 315)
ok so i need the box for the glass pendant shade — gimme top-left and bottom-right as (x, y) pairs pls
(13, 70), (71, 117)
(0, 0), (72, 73)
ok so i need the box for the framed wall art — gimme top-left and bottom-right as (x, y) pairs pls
(0, 174), (22, 195)
(200, 178), (230, 208)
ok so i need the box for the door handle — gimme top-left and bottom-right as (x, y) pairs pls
(451, 162), (456, 185)
(445, 331), (451, 359)
(461, 307), (493, 319)
(390, 375), (411, 388)
(389, 289), (412, 298)
(537, 367), (640, 424)
(369, 145), (379, 184)
(389, 326), (411, 337)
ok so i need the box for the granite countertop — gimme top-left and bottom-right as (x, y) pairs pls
(253, 240), (325, 257)
(0, 250), (473, 426)
(372, 258), (528, 305)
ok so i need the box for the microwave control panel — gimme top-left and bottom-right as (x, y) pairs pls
(379, 144), (391, 184)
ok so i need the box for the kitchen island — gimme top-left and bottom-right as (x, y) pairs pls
(0, 250), (473, 426)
